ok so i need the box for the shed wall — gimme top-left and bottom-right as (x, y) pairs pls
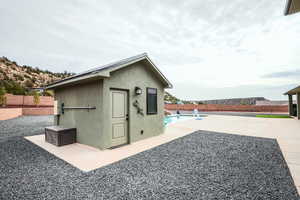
(101, 62), (165, 149)
(54, 80), (103, 148)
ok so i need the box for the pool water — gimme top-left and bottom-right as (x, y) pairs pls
(164, 115), (197, 126)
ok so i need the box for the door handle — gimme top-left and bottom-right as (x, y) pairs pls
(126, 114), (129, 120)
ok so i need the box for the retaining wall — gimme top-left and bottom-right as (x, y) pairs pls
(0, 108), (23, 120)
(22, 107), (54, 115)
(0, 94), (54, 120)
(5, 94), (54, 107)
(0, 107), (54, 120)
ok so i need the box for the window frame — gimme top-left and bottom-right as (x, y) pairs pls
(146, 87), (158, 115)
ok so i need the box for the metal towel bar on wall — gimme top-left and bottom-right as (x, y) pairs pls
(63, 106), (96, 109)
(61, 103), (96, 114)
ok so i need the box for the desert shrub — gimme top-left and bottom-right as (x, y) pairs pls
(43, 90), (53, 97)
(0, 87), (7, 106)
(31, 77), (37, 82)
(0, 80), (26, 95)
(13, 73), (24, 81)
(33, 91), (40, 106)
(24, 74), (31, 79)
(18, 75), (24, 81)
(24, 80), (34, 88)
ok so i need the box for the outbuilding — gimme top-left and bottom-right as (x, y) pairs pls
(284, 86), (300, 119)
(46, 53), (172, 149)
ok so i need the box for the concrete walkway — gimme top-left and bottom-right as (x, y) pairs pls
(26, 115), (300, 192)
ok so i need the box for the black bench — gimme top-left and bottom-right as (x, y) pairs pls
(45, 126), (76, 147)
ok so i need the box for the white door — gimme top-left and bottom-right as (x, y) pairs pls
(110, 90), (128, 147)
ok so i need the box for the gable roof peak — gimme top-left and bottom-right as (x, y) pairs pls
(46, 53), (172, 89)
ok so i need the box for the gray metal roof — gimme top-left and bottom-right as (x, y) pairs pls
(46, 53), (172, 89)
(284, 0), (300, 15)
(285, 0), (293, 15)
(284, 85), (300, 95)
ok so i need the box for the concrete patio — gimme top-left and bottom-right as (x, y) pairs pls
(25, 115), (300, 193)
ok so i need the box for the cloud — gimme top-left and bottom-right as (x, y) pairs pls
(1, 0), (300, 99)
(262, 69), (300, 78)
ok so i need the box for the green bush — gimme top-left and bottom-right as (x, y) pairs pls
(0, 80), (26, 95)
(33, 91), (40, 106)
(0, 87), (7, 106)
(43, 90), (53, 97)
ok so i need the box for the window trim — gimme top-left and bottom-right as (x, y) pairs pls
(146, 87), (157, 115)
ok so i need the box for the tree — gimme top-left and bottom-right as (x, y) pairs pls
(33, 91), (40, 106)
(0, 87), (7, 107)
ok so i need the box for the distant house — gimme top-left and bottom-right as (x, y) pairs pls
(46, 53), (172, 149)
(284, 0), (300, 15)
(29, 87), (45, 94)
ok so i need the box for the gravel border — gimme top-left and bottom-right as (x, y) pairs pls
(0, 115), (53, 141)
(0, 129), (299, 199)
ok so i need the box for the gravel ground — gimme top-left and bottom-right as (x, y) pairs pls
(0, 115), (53, 141)
(0, 127), (299, 199)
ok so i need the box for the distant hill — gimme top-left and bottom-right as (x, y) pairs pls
(164, 92), (180, 104)
(164, 92), (268, 105)
(0, 56), (74, 95)
(198, 97), (268, 105)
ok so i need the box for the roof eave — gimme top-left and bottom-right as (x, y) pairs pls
(45, 71), (109, 89)
(284, 85), (300, 95)
(143, 57), (173, 89)
(45, 53), (173, 90)
(284, 0), (292, 15)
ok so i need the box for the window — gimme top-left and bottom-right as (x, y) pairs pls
(147, 88), (157, 115)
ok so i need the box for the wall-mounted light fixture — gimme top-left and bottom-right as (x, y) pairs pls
(135, 87), (142, 95)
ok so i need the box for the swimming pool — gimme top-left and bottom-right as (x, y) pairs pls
(164, 115), (198, 126)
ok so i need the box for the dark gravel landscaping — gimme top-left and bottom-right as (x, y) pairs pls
(0, 118), (299, 200)
(0, 115), (53, 141)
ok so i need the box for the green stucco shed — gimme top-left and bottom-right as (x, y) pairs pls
(46, 53), (172, 149)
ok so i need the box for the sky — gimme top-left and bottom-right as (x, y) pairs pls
(1, 0), (300, 100)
